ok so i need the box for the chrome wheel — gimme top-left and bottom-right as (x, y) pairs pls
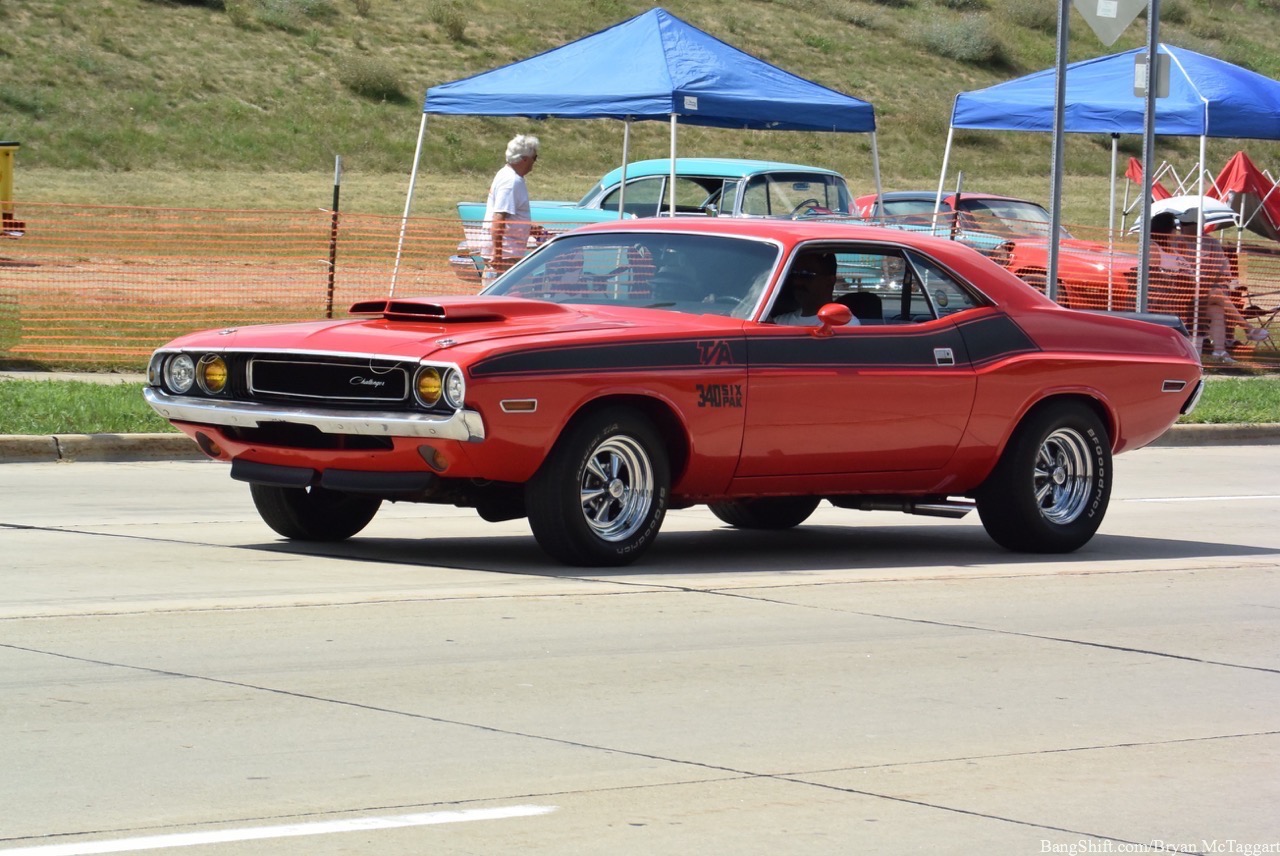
(580, 435), (655, 542)
(526, 408), (669, 566)
(1033, 427), (1094, 525)
(976, 402), (1111, 554)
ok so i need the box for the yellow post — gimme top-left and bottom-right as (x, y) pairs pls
(0, 141), (23, 236)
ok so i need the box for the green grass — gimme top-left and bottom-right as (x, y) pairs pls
(1180, 375), (1280, 424)
(8, 0), (1280, 222)
(0, 380), (175, 434)
(0, 375), (1275, 435)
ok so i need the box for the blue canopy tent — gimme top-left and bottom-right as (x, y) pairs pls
(395, 8), (881, 284)
(937, 43), (1280, 332)
(938, 44), (1280, 230)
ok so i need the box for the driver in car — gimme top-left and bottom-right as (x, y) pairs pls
(772, 252), (859, 327)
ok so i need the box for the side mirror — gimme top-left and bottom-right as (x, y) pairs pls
(813, 303), (853, 337)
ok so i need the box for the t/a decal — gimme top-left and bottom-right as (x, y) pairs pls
(696, 383), (743, 408)
(697, 340), (736, 366)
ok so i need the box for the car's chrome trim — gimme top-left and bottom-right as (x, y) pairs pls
(143, 388), (486, 442)
(1162, 379), (1188, 393)
(1179, 379), (1205, 416)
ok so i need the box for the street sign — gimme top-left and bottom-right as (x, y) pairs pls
(1072, 0), (1148, 46)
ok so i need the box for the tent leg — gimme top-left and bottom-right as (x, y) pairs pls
(1108, 133), (1118, 310)
(618, 119), (631, 220)
(668, 114), (678, 217)
(934, 126), (955, 225)
(392, 113), (429, 298)
(1192, 131), (1207, 344)
(869, 132), (884, 216)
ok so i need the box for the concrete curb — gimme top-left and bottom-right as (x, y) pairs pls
(0, 434), (205, 464)
(1149, 423), (1280, 447)
(0, 424), (1277, 463)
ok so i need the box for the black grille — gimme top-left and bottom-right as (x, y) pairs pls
(248, 357), (411, 403)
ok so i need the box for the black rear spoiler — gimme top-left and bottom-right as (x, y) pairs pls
(1083, 311), (1188, 337)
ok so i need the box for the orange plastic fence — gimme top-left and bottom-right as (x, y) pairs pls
(0, 203), (483, 368)
(875, 212), (1280, 367)
(1, 203), (1277, 369)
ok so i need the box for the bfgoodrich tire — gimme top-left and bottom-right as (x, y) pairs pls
(525, 407), (669, 567)
(249, 483), (381, 541)
(708, 496), (820, 529)
(976, 402), (1111, 553)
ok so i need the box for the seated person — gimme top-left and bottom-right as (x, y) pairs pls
(773, 251), (860, 327)
(1150, 212), (1265, 362)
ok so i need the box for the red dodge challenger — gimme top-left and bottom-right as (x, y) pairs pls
(145, 218), (1203, 566)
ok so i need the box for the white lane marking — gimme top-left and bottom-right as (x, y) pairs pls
(0, 805), (558, 856)
(1123, 495), (1280, 503)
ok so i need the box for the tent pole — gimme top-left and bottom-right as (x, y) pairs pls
(1108, 133), (1118, 310)
(618, 119), (631, 220)
(1045, 0), (1069, 305)
(668, 114), (678, 217)
(392, 112), (429, 298)
(935, 126), (955, 218)
(1192, 130), (1207, 344)
(870, 132), (884, 217)
(1136, 20), (1161, 314)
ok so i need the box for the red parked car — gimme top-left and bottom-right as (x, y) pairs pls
(857, 190), (1154, 311)
(145, 218), (1202, 566)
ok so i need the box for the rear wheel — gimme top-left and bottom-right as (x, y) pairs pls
(708, 496), (820, 530)
(526, 408), (669, 566)
(249, 483), (381, 541)
(976, 403), (1111, 553)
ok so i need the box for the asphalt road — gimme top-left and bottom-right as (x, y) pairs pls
(1, 450), (1277, 855)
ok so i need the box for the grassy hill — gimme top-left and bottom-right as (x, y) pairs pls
(6, 0), (1280, 221)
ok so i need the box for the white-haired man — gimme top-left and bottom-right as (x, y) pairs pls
(481, 134), (540, 277)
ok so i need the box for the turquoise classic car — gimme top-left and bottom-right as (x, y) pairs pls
(452, 158), (855, 280)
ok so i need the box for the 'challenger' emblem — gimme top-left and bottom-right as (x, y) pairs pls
(350, 376), (387, 388)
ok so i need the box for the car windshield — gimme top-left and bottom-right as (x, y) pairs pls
(740, 173), (853, 217)
(956, 198), (1073, 240)
(484, 232), (781, 319)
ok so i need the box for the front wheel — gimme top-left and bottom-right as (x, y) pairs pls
(976, 403), (1111, 553)
(249, 483), (381, 541)
(708, 496), (820, 529)
(526, 408), (670, 566)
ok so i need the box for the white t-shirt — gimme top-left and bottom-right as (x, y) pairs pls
(481, 164), (532, 261)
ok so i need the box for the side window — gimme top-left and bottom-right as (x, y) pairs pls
(905, 250), (984, 317)
(828, 248), (909, 325)
(600, 177), (665, 218)
(672, 177), (715, 214)
(822, 245), (983, 324)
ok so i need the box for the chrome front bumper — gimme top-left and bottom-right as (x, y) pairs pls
(143, 388), (486, 442)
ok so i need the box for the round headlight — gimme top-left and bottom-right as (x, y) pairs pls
(415, 367), (442, 407)
(165, 354), (196, 394)
(443, 369), (465, 409)
(198, 355), (228, 394)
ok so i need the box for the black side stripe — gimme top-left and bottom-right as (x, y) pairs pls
(469, 338), (749, 378)
(467, 315), (1039, 379)
(956, 314), (1040, 367)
